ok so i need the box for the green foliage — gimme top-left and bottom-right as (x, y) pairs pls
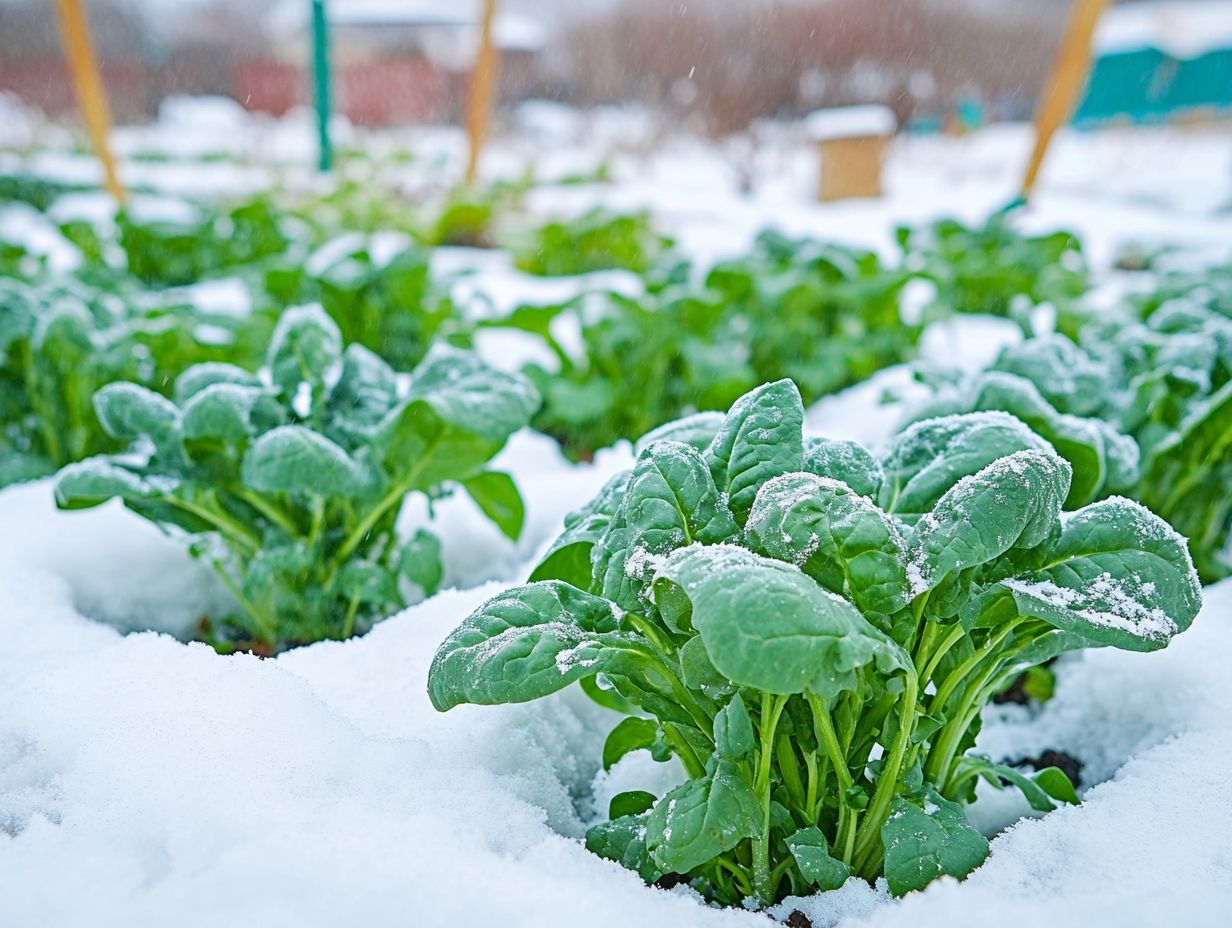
(512, 209), (674, 277)
(0, 173), (91, 211)
(262, 236), (459, 371)
(55, 308), (539, 651)
(899, 215), (1089, 332)
(0, 279), (136, 485)
(507, 231), (916, 459)
(118, 197), (292, 287)
(428, 380), (1199, 905)
(947, 276), (1232, 582)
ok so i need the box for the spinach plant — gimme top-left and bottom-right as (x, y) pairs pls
(56, 306), (539, 652)
(949, 309), (1232, 582)
(495, 231), (914, 460)
(428, 380), (1199, 903)
(512, 209), (674, 277)
(0, 279), (137, 486)
(118, 198), (293, 287)
(899, 215), (1089, 333)
(262, 236), (459, 371)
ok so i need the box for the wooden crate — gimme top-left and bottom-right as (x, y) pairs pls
(816, 134), (887, 201)
(805, 105), (895, 202)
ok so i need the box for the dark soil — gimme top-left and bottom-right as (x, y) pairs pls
(1015, 749), (1084, 788)
(653, 873), (689, 891)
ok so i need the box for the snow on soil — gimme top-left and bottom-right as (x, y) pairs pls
(3, 105), (1232, 926)
(0, 348), (1228, 925)
(2, 458), (1231, 927)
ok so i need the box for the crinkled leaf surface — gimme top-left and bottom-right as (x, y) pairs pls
(704, 379), (804, 524)
(428, 581), (642, 710)
(407, 344), (540, 445)
(173, 362), (261, 405)
(242, 425), (366, 498)
(908, 448), (1071, 595)
(653, 544), (908, 698)
(881, 411), (1051, 515)
(182, 383), (270, 442)
(593, 441), (737, 611)
(94, 382), (183, 461)
(803, 436), (884, 499)
(881, 790), (989, 897)
(55, 459), (176, 509)
(636, 411), (725, 454)
(997, 496), (1201, 652)
(746, 472), (909, 617)
(645, 758), (762, 874)
(267, 304), (343, 399)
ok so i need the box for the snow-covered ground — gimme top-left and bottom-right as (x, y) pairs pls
(2, 101), (1232, 926)
(2, 425), (1231, 928)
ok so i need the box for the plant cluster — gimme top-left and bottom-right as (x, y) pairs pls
(898, 215), (1089, 332)
(55, 307), (539, 652)
(261, 234), (461, 372)
(504, 231), (914, 459)
(429, 380), (1199, 903)
(117, 198), (294, 287)
(0, 279), (137, 485)
(912, 263), (1232, 581)
(512, 208), (675, 277)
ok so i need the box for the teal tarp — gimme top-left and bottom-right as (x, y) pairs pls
(1076, 47), (1232, 123)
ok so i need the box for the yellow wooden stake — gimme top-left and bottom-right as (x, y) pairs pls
(1020, 0), (1111, 201)
(53, 0), (125, 203)
(464, 0), (501, 185)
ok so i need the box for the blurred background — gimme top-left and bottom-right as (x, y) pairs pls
(2, 0), (1226, 135)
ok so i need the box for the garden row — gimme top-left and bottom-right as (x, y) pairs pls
(0, 170), (1226, 907)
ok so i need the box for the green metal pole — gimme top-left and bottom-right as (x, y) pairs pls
(311, 0), (332, 172)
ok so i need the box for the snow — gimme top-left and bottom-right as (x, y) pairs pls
(0, 203), (81, 273)
(1095, 1), (1232, 59)
(804, 106), (897, 142)
(4, 441), (1232, 927)
(3, 99), (1232, 926)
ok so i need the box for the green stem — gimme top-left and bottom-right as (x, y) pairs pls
(165, 496), (260, 554)
(925, 632), (1040, 789)
(928, 619), (1024, 720)
(752, 694), (787, 903)
(642, 653), (714, 735)
(813, 699), (851, 786)
(661, 724), (706, 779)
(714, 855), (753, 897)
(238, 490), (301, 538)
(335, 429), (446, 567)
(851, 671), (918, 873)
(26, 355), (63, 465)
(341, 591), (360, 639)
(626, 611), (677, 657)
(804, 751), (819, 821)
(775, 733), (807, 812)
(918, 623), (966, 686)
(310, 496), (326, 544)
(335, 478), (410, 565)
(210, 559), (278, 644)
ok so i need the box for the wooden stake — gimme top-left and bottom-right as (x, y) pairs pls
(464, 0), (501, 185)
(1020, 0), (1112, 201)
(53, 0), (124, 203)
